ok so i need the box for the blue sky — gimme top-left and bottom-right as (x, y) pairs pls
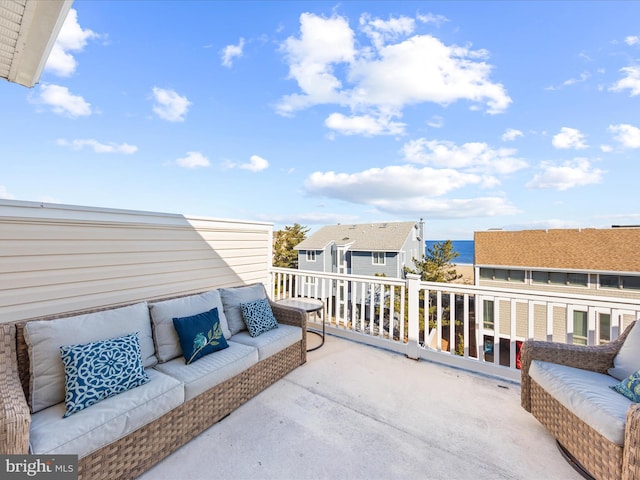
(1, 1), (640, 239)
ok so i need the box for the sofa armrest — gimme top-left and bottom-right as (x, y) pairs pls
(520, 321), (635, 412)
(623, 403), (640, 480)
(270, 302), (307, 332)
(0, 324), (30, 454)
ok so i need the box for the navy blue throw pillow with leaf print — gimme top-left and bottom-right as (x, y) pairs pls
(173, 307), (229, 365)
(60, 332), (150, 418)
(240, 297), (279, 337)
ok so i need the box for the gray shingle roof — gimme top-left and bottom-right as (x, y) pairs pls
(295, 222), (417, 252)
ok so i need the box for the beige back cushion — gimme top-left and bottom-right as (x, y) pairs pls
(149, 289), (231, 363)
(609, 321), (640, 380)
(219, 284), (267, 336)
(23, 302), (156, 413)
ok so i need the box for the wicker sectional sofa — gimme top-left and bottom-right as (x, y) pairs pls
(0, 284), (306, 480)
(521, 321), (640, 480)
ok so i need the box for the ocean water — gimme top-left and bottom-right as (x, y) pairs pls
(425, 240), (474, 265)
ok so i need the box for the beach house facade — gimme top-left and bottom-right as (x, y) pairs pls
(474, 227), (640, 347)
(295, 220), (425, 278)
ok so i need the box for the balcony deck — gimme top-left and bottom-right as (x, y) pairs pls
(139, 334), (581, 480)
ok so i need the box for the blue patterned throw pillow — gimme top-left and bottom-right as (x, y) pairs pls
(240, 298), (278, 337)
(60, 333), (150, 418)
(611, 369), (640, 402)
(173, 308), (229, 365)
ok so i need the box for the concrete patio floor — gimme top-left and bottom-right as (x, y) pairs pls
(139, 334), (582, 480)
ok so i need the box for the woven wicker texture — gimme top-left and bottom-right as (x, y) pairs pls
(522, 322), (639, 480)
(1, 288), (308, 480)
(531, 380), (623, 480)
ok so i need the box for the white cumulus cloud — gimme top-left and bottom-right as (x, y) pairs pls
(625, 35), (640, 46)
(325, 113), (405, 136)
(276, 12), (511, 137)
(240, 155), (269, 172)
(176, 152), (210, 168)
(34, 84), (92, 117)
(608, 123), (640, 148)
(56, 138), (138, 154)
(526, 158), (604, 191)
(45, 9), (99, 77)
(610, 66), (640, 96)
(501, 128), (523, 142)
(221, 38), (245, 67)
(552, 127), (588, 149)
(402, 138), (527, 175)
(151, 87), (191, 122)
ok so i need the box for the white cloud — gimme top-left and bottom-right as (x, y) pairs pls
(324, 112), (405, 136)
(371, 196), (519, 218)
(501, 128), (523, 142)
(34, 84), (92, 117)
(0, 186), (15, 200)
(45, 9), (98, 77)
(240, 155), (269, 172)
(276, 13), (511, 136)
(526, 158), (604, 191)
(359, 14), (416, 50)
(600, 144), (613, 153)
(427, 115), (444, 128)
(151, 87), (191, 122)
(305, 165), (484, 202)
(176, 152), (210, 168)
(221, 38), (245, 67)
(56, 138), (137, 154)
(552, 127), (588, 149)
(402, 138), (527, 175)
(608, 123), (640, 148)
(416, 13), (449, 27)
(225, 155), (270, 172)
(625, 35), (640, 46)
(610, 66), (640, 96)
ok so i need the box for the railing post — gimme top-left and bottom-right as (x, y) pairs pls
(406, 274), (421, 360)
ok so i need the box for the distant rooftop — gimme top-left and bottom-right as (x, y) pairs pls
(475, 227), (640, 272)
(295, 221), (419, 252)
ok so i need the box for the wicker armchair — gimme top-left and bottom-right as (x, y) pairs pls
(521, 321), (640, 480)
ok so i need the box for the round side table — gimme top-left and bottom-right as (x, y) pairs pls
(276, 297), (325, 351)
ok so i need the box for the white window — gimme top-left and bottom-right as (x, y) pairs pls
(372, 252), (385, 265)
(306, 250), (316, 262)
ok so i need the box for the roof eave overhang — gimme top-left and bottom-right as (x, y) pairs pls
(5, 0), (74, 88)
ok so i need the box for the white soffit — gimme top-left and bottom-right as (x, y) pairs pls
(0, 0), (73, 88)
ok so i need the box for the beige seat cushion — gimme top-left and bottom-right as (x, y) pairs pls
(149, 289), (232, 363)
(24, 302), (157, 413)
(154, 341), (258, 401)
(530, 360), (630, 445)
(230, 324), (301, 361)
(29, 369), (184, 458)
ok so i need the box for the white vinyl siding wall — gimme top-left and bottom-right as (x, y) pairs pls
(0, 201), (272, 323)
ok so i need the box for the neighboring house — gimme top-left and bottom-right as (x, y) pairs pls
(474, 227), (640, 348)
(295, 220), (425, 278)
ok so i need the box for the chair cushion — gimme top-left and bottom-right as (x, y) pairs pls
(609, 321), (640, 380)
(530, 360), (630, 445)
(231, 324), (302, 361)
(219, 284), (267, 336)
(154, 341), (258, 402)
(241, 298), (278, 337)
(29, 369), (184, 458)
(172, 308), (229, 365)
(149, 290), (232, 363)
(24, 302), (156, 413)
(60, 333), (150, 417)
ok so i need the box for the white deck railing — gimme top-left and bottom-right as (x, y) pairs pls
(269, 267), (640, 381)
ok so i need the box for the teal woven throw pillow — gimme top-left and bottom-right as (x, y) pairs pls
(611, 369), (640, 402)
(173, 308), (229, 365)
(240, 297), (278, 337)
(60, 333), (150, 418)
